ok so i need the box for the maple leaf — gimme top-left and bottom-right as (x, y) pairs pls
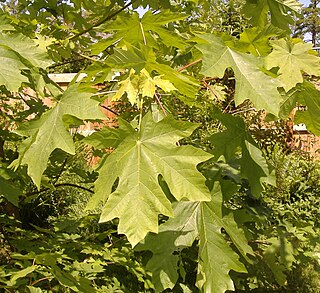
(136, 201), (199, 292)
(196, 185), (249, 293)
(10, 85), (105, 188)
(210, 112), (270, 197)
(106, 44), (199, 99)
(112, 68), (176, 105)
(139, 183), (253, 292)
(293, 82), (320, 136)
(101, 11), (187, 49)
(88, 112), (212, 246)
(235, 25), (283, 56)
(243, 0), (302, 32)
(196, 34), (282, 116)
(84, 118), (133, 149)
(0, 33), (52, 91)
(264, 39), (320, 92)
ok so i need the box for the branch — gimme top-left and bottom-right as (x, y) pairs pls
(101, 104), (119, 116)
(53, 157), (68, 185)
(68, 1), (136, 41)
(55, 183), (94, 193)
(154, 92), (168, 117)
(48, 57), (86, 69)
(31, 276), (52, 286)
(26, 183), (94, 197)
(177, 58), (202, 72)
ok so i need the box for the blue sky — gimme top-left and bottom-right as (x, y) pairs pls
(300, 0), (311, 6)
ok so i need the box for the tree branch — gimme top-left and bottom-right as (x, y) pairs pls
(178, 58), (202, 72)
(25, 183), (94, 197)
(68, 1), (136, 41)
(101, 104), (119, 116)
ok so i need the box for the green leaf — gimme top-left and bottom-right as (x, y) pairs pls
(84, 118), (133, 149)
(243, 0), (302, 31)
(0, 33), (52, 91)
(0, 46), (28, 91)
(140, 183), (253, 292)
(0, 176), (21, 206)
(263, 232), (297, 286)
(92, 112), (212, 246)
(27, 286), (44, 293)
(11, 84), (105, 188)
(235, 25), (283, 56)
(210, 113), (269, 197)
(136, 201), (199, 292)
(294, 82), (320, 136)
(265, 39), (320, 92)
(101, 11), (187, 49)
(197, 34), (282, 116)
(106, 44), (199, 99)
(10, 265), (37, 283)
(0, 33), (52, 68)
(196, 183), (251, 293)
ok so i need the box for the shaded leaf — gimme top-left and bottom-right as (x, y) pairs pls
(101, 11), (187, 49)
(0, 176), (21, 206)
(140, 183), (253, 292)
(136, 201), (199, 292)
(210, 112), (269, 197)
(243, 0), (302, 31)
(294, 82), (320, 136)
(196, 183), (251, 293)
(197, 34), (282, 116)
(11, 84), (105, 188)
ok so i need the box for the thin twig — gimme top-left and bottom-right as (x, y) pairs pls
(77, 53), (98, 62)
(31, 276), (52, 286)
(48, 57), (86, 69)
(26, 183), (94, 197)
(92, 90), (117, 96)
(56, 183), (94, 193)
(202, 80), (219, 100)
(101, 104), (119, 116)
(53, 157), (68, 185)
(154, 92), (167, 116)
(177, 58), (202, 72)
(68, 1), (136, 41)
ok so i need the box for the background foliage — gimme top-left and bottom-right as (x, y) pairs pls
(1, 0), (320, 292)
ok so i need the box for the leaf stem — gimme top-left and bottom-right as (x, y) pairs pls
(138, 97), (144, 132)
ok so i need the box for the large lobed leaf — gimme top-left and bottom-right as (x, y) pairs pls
(139, 183), (254, 293)
(100, 11), (187, 50)
(197, 185), (249, 293)
(293, 82), (320, 136)
(88, 112), (212, 246)
(210, 112), (270, 197)
(11, 85), (105, 188)
(196, 34), (282, 116)
(0, 33), (52, 91)
(265, 39), (320, 92)
(136, 201), (199, 292)
(243, 0), (302, 32)
(105, 44), (199, 99)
